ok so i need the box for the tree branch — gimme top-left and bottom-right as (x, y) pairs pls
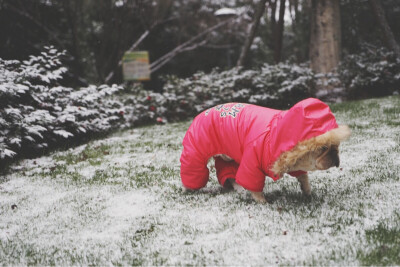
(104, 30), (151, 83)
(150, 18), (234, 73)
(104, 17), (177, 83)
(150, 40), (208, 73)
(5, 3), (66, 50)
(368, 0), (400, 57)
(236, 0), (269, 67)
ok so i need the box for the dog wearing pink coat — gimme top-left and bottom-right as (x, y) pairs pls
(180, 98), (351, 203)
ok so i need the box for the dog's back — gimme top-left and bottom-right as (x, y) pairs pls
(180, 103), (281, 190)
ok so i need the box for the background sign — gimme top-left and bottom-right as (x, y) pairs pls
(122, 51), (150, 81)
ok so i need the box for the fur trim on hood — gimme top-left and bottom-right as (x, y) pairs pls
(271, 125), (351, 176)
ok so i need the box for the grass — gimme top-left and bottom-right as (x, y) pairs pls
(0, 96), (399, 265)
(359, 213), (400, 265)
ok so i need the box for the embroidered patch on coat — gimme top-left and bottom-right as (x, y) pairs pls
(204, 103), (246, 118)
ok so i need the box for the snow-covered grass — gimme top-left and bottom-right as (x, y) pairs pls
(1, 96), (399, 265)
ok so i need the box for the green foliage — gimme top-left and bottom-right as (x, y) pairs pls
(1, 0), (400, 85)
(340, 0), (400, 54)
(2, 96), (400, 265)
(2, 44), (398, 170)
(54, 144), (111, 166)
(338, 46), (400, 98)
(119, 63), (315, 126)
(0, 47), (125, 167)
(159, 63), (316, 119)
(358, 213), (400, 265)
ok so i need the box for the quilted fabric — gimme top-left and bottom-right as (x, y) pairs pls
(180, 98), (338, 192)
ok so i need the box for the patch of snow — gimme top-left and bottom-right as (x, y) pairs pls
(1, 98), (400, 265)
(115, 0), (124, 7)
(105, 191), (156, 219)
(214, 7), (237, 16)
(54, 129), (74, 138)
(0, 148), (16, 159)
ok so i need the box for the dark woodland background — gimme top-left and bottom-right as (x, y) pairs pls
(1, 0), (399, 88)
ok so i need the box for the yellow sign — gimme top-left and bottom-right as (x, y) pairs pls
(122, 51), (150, 81)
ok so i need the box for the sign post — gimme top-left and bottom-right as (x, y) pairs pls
(122, 51), (151, 81)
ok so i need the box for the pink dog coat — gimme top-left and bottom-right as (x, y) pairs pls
(180, 98), (338, 192)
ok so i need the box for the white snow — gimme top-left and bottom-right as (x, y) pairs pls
(0, 148), (16, 159)
(1, 96), (400, 265)
(214, 7), (237, 16)
(54, 129), (74, 138)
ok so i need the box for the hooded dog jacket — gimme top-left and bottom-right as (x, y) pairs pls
(180, 98), (338, 192)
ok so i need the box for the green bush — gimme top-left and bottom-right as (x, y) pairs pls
(0, 47), (125, 166)
(338, 46), (400, 98)
(11, 45), (397, 168)
(158, 63), (316, 120)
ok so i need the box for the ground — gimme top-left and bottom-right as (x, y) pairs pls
(1, 96), (399, 265)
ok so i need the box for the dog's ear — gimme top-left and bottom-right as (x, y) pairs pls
(334, 125), (351, 142)
(314, 125), (351, 146)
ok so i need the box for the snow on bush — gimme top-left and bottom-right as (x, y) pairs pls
(3, 44), (396, 169)
(338, 46), (400, 98)
(129, 63), (316, 123)
(0, 47), (126, 165)
(127, 48), (398, 125)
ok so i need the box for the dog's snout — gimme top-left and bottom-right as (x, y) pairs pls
(333, 154), (340, 167)
(334, 158), (340, 167)
(329, 149), (340, 167)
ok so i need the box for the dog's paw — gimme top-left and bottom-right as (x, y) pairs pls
(229, 179), (246, 194)
(297, 174), (311, 196)
(301, 187), (311, 196)
(182, 185), (195, 193)
(299, 181), (311, 196)
(251, 191), (268, 204)
(229, 179), (268, 203)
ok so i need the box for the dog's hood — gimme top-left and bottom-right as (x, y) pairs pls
(264, 98), (338, 180)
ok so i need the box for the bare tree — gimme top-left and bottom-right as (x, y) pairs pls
(151, 18), (234, 73)
(105, 0), (175, 83)
(309, 0), (341, 75)
(269, 0), (277, 41)
(5, 1), (66, 50)
(274, 0), (286, 63)
(105, 22), (163, 83)
(236, 0), (269, 67)
(368, 0), (400, 57)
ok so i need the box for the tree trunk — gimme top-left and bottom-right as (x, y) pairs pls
(274, 0), (286, 63)
(309, 0), (341, 74)
(236, 0), (269, 67)
(289, 0), (299, 32)
(368, 0), (400, 57)
(270, 0), (277, 39)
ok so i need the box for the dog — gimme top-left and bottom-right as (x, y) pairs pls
(180, 98), (351, 203)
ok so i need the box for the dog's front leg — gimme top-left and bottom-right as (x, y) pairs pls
(297, 173), (311, 196)
(227, 179), (267, 203)
(227, 178), (245, 193)
(250, 191), (267, 204)
(182, 185), (194, 193)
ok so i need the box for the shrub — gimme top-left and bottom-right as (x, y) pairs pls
(0, 48), (317, 168)
(0, 47), (126, 166)
(159, 62), (316, 119)
(338, 46), (400, 98)
(121, 63), (316, 125)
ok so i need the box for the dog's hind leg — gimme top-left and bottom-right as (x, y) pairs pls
(227, 178), (246, 193)
(180, 151), (210, 190)
(214, 157), (239, 188)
